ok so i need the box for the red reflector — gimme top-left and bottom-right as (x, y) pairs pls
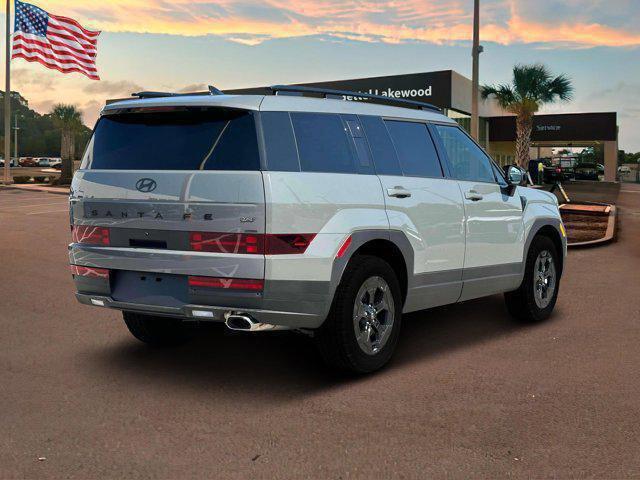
(189, 232), (265, 254)
(72, 225), (110, 246)
(265, 234), (316, 254)
(336, 235), (352, 258)
(188, 276), (264, 291)
(70, 265), (110, 279)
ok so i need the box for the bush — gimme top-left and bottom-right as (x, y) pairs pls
(13, 176), (31, 184)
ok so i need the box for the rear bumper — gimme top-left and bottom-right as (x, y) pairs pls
(75, 292), (323, 328)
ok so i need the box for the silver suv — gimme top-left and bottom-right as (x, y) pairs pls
(69, 86), (566, 373)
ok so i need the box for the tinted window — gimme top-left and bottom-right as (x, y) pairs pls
(360, 115), (402, 175)
(86, 109), (260, 170)
(290, 113), (356, 174)
(491, 162), (508, 187)
(434, 125), (495, 182)
(261, 112), (299, 172)
(384, 120), (442, 177)
(342, 114), (374, 174)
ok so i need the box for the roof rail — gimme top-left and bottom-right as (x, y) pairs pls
(269, 85), (441, 112)
(132, 85), (225, 99)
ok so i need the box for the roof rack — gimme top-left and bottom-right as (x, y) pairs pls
(131, 85), (224, 99)
(269, 85), (441, 112)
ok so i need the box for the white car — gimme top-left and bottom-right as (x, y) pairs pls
(618, 166), (632, 175)
(69, 86), (567, 373)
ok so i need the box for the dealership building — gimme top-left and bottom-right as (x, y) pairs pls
(230, 70), (619, 182)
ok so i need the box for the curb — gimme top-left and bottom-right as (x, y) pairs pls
(1, 184), (70, 195)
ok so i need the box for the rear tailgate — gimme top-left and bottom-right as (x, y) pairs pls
(69, 106), (266, 308)
(70, 170), (265, 278)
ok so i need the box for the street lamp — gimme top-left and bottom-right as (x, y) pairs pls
(470, 0), (483, 141)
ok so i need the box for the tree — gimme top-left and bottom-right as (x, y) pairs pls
(481, 64), (573, 168)
(50, 104), (83, 183)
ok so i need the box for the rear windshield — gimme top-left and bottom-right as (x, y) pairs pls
(82, 108), (260, 170)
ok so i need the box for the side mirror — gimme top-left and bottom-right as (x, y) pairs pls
(501, 164), (524, 195)
(506, 165), (524, 186)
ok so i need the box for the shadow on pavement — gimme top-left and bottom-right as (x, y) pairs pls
(84, 294), (532, 401)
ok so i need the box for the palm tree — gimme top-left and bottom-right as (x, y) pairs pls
(50, 104), (83, 183)
(481, 64), (573, 168)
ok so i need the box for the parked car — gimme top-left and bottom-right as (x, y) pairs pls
(574, 162), (600, 181)
(0, 158), (18, 167)
(19, 157), (38, 167)
(50, 160), (62, 170)
(37, 158), (53, 167)
(618, 165), (632, 175)
(69, 87), (567, 373)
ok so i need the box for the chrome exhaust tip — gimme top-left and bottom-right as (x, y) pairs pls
(224, 312), (289, 332)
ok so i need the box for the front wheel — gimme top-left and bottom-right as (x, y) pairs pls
(315, 255), (403, 373)
(123, 312), (193, 347)
(505, 235), (561, 322)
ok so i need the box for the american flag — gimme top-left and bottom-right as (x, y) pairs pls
(12, 0), (100, 80)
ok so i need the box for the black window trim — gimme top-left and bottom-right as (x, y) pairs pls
(380, 117), (446, 179)
(431, 123), (500, 185)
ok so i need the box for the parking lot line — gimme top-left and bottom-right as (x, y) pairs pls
(0, 201), (68, 209)
(26, 208), (70, 215)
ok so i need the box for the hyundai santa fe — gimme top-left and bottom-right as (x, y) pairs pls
(69, 85), (567, 373)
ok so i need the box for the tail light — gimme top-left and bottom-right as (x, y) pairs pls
(72, 225), (110, 246)
(188, 276), (264, 292)
(190, 232), (263, 254)
(189, 232), (315, 255)
(265, 234), (316, 254)
(556, 167), (562, 173)
(70, 265), (110, 279)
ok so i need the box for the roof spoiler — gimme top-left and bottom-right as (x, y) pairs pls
(131, 85), (224, 99)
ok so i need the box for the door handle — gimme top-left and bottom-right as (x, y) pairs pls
(387, 186), (412, 198)
(465, 190), (483, 201)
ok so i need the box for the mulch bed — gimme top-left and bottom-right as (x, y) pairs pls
(560, 211), (609, 244)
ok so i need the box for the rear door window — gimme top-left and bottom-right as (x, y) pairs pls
(384, 120), (443, 178)
(84, 108), (260, 170)
(359, 115), (402, 176)
(290, 112), (357, 174)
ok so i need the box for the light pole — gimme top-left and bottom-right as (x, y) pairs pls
(470, 0), (482, 141)
(13, 114), (19, 162)
(3, 0), (11, 183)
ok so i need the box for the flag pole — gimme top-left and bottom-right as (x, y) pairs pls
(3, 0), (11, 184)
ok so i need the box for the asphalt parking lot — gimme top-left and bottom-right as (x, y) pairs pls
(1, 185), (639, 478)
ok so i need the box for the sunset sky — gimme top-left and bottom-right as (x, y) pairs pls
(3, 0), (640, 151)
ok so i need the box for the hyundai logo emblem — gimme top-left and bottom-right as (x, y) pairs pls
(135, 178), (157, 193)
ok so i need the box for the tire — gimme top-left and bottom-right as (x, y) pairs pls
(123, 312), (193, 347)
(505, 235), (560, 323)
(315, 255), (403, 373)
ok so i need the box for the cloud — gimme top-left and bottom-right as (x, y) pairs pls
(13, 68), (57, 89)
(176, 83), (208, 93)
(29, 0), (640, 48)
(83, 80), (144, 95)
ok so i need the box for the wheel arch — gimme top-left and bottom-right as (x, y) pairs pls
(525, 219), (566, 277)
(328, 230), (413, 315)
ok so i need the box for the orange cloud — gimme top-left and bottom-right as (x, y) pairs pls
(8, 0), (640, 47)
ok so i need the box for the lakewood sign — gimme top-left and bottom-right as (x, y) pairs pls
(228, 70), (454, 109)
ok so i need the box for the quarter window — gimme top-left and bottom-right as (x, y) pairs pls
(384, 120), (442, 178)
(290, 112), (356, 174)
(435, 125), (495, 183)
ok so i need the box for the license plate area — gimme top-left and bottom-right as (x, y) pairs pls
(111, 271), (188, 307)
